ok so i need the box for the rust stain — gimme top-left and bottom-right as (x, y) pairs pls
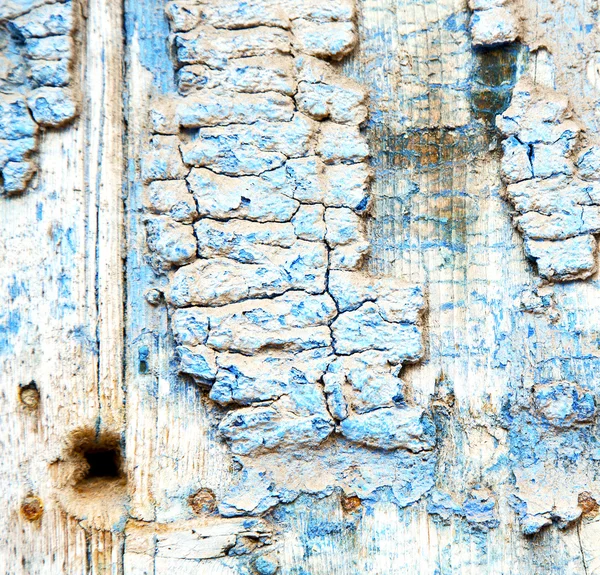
(341, 493), (362, 513)
(189, 488), (217, 515)
(578, 491), (599, 516)
(21, 495), (43, 522)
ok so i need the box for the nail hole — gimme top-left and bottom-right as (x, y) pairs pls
(341, 493), (361, 513)
(138, 345), (149, 374)
(21, 494), (43, 522)
(189, 488), (217, 515)
(19, 381), (40, 410)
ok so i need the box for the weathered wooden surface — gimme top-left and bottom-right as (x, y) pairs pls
(1, 0), (126, 572)
(2, 0), (600, 573)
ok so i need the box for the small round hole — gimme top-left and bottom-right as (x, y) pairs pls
(21, 494), (43, 522)
(19, 381), (40, 410)
(52, 429), (127, 530)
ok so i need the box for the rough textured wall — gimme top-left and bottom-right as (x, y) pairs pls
(2, 0), (600, 573)
(346, 0), (600, 553)
(135, 0), (600, 560)
(340, 0), (600, 538)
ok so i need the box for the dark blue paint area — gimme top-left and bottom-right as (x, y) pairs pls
(470, 43), (527, 125)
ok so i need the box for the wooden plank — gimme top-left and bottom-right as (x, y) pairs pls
(0, 0), (126, 571)
(2, 0), (600, 573)
(85, 0), (126, 432)
(122, 0), (234, 530)
(0, 103), (98, 575)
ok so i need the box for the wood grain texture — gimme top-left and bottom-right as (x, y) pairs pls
(1, 0), (125, 572)
(122, 0), (234, 531)
(2, 0), (600, 573)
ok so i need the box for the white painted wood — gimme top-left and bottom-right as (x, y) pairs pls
(0, 0), (125, 572)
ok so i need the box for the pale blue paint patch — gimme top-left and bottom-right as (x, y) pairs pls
(7, 276), (26, 300)
(0, 309), (21, 354)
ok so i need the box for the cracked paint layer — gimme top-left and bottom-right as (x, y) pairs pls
(342, 0), (600, 541)
(0, 0), (80, 195)
(462, 0), (600, 535)
(140, 0), (437, 518)
(505, 370), (600, 534)
(467, 1), (600, 282)
(498, 64), (600, 281)
(133, 0), (600, 548)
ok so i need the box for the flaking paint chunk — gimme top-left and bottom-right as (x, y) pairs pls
(168, 247), (328, 307)
(180, 114), (315, 175)
(177, 56), (296, 96)
(533, 382), (597, 427)
(9, 2), (74, 38)
(291, 20), (357, 60)
(176, 92), (295, 127)
(27, 87), (77, 126)
(142, 135), (188, 183)
(523, 235), (597, 281)
(498, 76), (600, 280)
(145, 180), (198, 223)
(144, 216), (197, 270)
(188, 167), (300, 222)
(340, 407), (435, 452)
(470, 7), (518, 46)
(0, 0), (79, 194)
(218, 391), (335, 455)
(209, 347), (333, 406)
(173, 292), (336, 354)
(174, 26), (292, 68)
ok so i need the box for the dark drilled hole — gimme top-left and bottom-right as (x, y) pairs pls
(138, 345), (149, 374)
(83, 448), (121, 479)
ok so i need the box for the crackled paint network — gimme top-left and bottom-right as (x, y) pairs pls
(139, 0), (442, 516)
(468, 1), (600, 281)
(0, 0), (80, 195)
(136, 0), (600, 536)
(498, 72), (600, 281)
